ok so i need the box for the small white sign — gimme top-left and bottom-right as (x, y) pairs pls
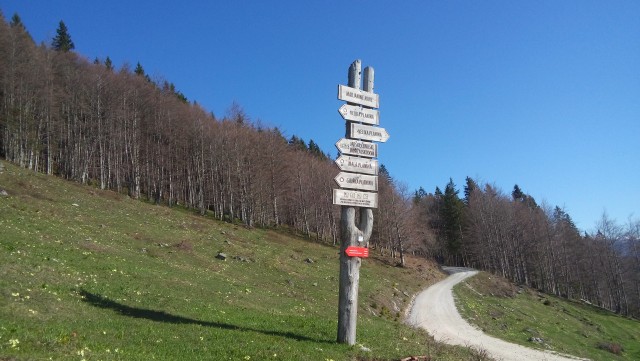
(335, 138), (378, 158)
(334, 172), (378, 191)
(338, 85), (379, 108)
(338, 104), (379, 125)
(350, 123), (390, 143)
(335, 155), (378, 175)
(333, 189), (378, 208)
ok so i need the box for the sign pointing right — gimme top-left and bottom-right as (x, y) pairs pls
(350, 123), (390, 143)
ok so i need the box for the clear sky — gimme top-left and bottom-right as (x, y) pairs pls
(3, 1), (639, 232)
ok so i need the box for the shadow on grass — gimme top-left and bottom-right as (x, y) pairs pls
(79, 290), (333, 344)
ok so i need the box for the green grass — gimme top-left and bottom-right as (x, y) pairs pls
(0, 160), (480, 361)
(454, 271), (640, 361)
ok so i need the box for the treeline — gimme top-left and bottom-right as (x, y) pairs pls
(410, 178), (640, 318)
(1, 13), (637, 318)
(0, 13), (410, 251)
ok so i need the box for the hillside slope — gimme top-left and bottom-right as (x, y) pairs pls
(409, 268), (587, 361)
(0, 160), (480, 361)
(454, 271), (640, 361)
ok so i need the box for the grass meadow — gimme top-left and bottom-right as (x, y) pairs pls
(0, 160), (480, 361)
(454, 271), (640, 361)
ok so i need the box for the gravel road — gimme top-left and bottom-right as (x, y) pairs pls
(406, 267), (588, 361)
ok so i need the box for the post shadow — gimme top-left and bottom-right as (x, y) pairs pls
(79, 289), (333, 344)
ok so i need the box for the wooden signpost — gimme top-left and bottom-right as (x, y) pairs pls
(334, 59), (388, 345)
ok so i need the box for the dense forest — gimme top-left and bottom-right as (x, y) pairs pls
(1, 13), (638, 318)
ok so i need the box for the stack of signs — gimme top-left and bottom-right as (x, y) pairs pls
(333, 84), (388, 209)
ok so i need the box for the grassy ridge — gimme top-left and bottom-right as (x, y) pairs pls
(0, 161), (478, 361)
(454, 272), (640, 361)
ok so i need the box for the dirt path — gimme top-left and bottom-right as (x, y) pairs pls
(406, 267), (588, 361)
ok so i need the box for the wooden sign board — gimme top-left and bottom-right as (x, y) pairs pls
(333, 189), (378, 208)
(334, 172), (378, 191)
(338, 85), (379, 108)
(335, 155), (378, 175)
(335, 138), (378, 158)
(350, 123), (389, 143)
(338, 104), (379, 125)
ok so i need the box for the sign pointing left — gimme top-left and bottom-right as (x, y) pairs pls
(345, 246), (369, 258)
(334, 171), (378, 191)
(335, 155), (378, 175)
(338, 104), (379, 125)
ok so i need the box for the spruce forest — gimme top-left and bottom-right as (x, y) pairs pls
(1, 13), (638, 318)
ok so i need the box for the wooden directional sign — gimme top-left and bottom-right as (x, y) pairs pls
(338, 104), (379, 125)
(333, 188), (378, 208)
(345, 246), (369, 258)
(350, 123), (390, 143)
(335, 155), (378, 175)
(334, 172), (378, 191)
(338, 85), (379, 108)
(335, 138), (378, 158)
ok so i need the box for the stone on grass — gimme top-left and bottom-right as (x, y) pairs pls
(233, 256), (250, 262)
(528, 337), (544, 343)
(215, 252), (227, 261)
(0, 189), (8, 197)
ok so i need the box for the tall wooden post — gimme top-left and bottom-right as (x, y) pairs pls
(337, 60), (375, 345)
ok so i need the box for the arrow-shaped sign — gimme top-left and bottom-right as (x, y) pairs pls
(345, 246), (369, 258)
(338, 104), (379, 125)
(335, 155), (378, 175)
(338, 85), (379, 108)
(334, 171), (378, 191)
(350, 123), (390, 143)
(335, 138), (378, 158)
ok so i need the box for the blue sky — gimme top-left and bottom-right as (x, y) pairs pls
(3, 1), (639, 232)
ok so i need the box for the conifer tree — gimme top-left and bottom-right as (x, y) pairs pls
(413, 186), (427, 203)
(134, 62), (145, 76)
(134, 62), (151, 82)
(307, 139), (325, 159)
(442, 178), (465, 265)
(104, 56), (113, 71)
(512, 184), (524, 201)
(288, 135), (307, 151)
(463, 176), (479, 205)
(379, 164), (391, 182)
(51, 20), (74, 52)
(9, 13), (34, 43)
(10, 13), (24, 29)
